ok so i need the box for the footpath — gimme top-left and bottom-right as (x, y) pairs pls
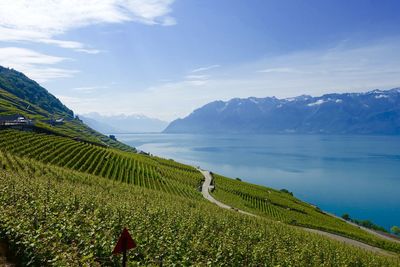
(198, 168), (397, 257)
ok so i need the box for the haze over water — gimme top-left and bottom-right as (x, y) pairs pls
(117, 133), (400, 230)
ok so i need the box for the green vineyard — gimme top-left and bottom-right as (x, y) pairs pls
(0, 150), (399, 266)
(0, 80), (135, 153)
(0, 129), (203, 200)
(211, 174), (400, 254)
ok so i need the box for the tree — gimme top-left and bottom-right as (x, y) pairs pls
(280, 189), (293, 196)
(391, 226), (400, 236)
(342, 213), (350, 221)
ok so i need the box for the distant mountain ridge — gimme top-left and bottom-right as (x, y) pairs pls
(164, 88), (400, 134)
(80, 113), (168, 133)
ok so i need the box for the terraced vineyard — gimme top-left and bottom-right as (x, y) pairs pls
(0, 151), (399, 266)
(211, 174), (400, 254)
(0, 129), (203, 200)
(0, 86), (135, 153)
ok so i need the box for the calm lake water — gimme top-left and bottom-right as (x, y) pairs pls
(116, 133), (400, 230)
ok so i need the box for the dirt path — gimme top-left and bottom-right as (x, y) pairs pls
(324, 211), (400, 244)
(301, 228), (395, 256)
(200, 169), (255, 217)
(198, 168), (397, 257)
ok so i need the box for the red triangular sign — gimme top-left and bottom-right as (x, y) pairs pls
(113, 228), (136, 255)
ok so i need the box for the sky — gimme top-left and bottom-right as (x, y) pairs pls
(1, 0), (400, 121)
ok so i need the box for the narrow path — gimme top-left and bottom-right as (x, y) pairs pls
(325, 211), (400, 244)
(198, 168), (397, 257)
(301, 228), (394, 256)
(200, 169), (254, 216)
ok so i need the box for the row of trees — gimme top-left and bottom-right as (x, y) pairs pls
(342, 213), (400, 236)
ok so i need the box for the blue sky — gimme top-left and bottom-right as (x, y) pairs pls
(1, 0), (400, 121)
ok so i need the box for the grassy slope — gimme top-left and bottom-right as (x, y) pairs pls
(0, 151), (399, 266)
(211, 173), (400, 253)
(0, 88), (134, 152)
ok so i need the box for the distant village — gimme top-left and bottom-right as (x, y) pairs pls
(0, 114), (64, 128)
(0, 114), (33, 126)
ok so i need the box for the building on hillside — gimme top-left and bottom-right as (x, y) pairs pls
(49, 117), (64, 126)
(0, 114), (33, 126)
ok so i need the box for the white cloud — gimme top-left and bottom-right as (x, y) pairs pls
(190, 64), (220, 73)
(0, 47), (78, 82)
(0, 0), (176, 81)
(38, 39), (102, 54)
(0, 0), (176, 52)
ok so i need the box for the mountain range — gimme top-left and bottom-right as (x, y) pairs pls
(164, 88), (400, 134)
(80, 113), (168, 133)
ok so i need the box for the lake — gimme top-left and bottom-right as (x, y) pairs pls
(116, 133), (400, 230)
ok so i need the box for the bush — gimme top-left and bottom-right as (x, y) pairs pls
(342, 213), (350, 221)
(391, 226), (400, 236)
(280, 188), (293, 196)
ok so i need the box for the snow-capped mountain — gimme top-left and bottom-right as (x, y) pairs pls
(164, 88), (400, 134)
(81, 113), (168, 133)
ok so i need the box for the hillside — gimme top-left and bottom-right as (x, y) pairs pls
(1, 150), (399, 266)
(0, 68), (399, 265)
(0, 66), (134, 152)
(0, 131), (399, 265)
(0, 66), (73, 117)
(164, 88), (400, 134)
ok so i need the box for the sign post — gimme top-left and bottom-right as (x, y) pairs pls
(113, 228), (136, 267)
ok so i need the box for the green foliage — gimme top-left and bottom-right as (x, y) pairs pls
(280, 188), (293, 196)
(0, 66), (73, 116)
(0, 152), (398, 266)
(392, 226), (400, 236)
(340, 212), (388, 233)
(211, 173), (400, 253)
(353, 219), (388, 233)
(342, 213), (351, 221)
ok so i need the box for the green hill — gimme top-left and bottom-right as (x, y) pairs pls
(0, 67), (399, 266)
(0, 66), (73, 116)
(0, 66), (134, 152)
